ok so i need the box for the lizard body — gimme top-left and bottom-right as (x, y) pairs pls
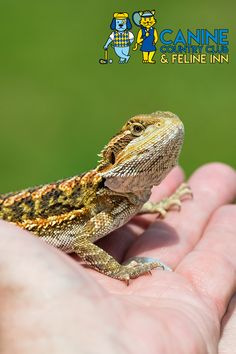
(0, 111), (191, 282)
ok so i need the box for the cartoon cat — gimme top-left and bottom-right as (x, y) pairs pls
(132, 10), (158, 64)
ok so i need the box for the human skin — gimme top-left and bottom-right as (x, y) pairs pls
(0, 163), (236, 354)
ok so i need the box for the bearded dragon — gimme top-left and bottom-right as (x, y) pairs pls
(0, 111), (191, 282)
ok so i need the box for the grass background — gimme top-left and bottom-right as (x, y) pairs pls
(0, 0), (235, 193)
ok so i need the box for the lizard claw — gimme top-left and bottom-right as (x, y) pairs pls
(140, 183), (192, 216)
(116, 256), (172, 284)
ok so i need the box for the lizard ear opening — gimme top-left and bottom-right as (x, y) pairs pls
(110, 151), (116, 164)
(96, 150), (116, 173)
(103, 149), (116, 165)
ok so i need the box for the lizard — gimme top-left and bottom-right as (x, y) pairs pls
(0, 111), (191, 283)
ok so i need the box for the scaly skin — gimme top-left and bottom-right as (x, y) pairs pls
(0, 111), (191, 282)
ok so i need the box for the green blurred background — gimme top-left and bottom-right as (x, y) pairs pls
(0, 0), (235, 193)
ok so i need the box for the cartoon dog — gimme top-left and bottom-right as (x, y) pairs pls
(104, 12), (134, 64)
(132, 10), (158, 64)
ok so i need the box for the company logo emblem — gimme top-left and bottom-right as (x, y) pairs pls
(99, 10), (229, 65)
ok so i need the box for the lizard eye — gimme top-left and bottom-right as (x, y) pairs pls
(131, 123), (144, 136)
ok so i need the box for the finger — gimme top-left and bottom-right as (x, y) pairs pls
(219, 294), (236, 353)
(125, 163), (236, 267)
(177, 204), (236, 320)
(97, 166), (185, 262)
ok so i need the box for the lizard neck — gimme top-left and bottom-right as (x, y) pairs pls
(82, 170), (151, 207)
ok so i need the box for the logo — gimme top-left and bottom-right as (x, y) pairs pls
(159, 29), (229, 64)
(99, 10), (229, 65)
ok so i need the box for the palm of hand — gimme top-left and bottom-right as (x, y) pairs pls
(0, 163), (236, 354)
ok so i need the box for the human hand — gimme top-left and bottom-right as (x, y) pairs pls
(0, 163), (235, 354)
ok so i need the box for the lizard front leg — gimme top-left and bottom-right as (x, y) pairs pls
(139, 183), (192, 217)
(73, 210), (166, 283)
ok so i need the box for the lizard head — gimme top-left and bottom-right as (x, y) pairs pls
(97, 111), (184, 198)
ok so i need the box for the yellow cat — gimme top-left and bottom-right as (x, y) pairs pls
(133, 10), (158, 64)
